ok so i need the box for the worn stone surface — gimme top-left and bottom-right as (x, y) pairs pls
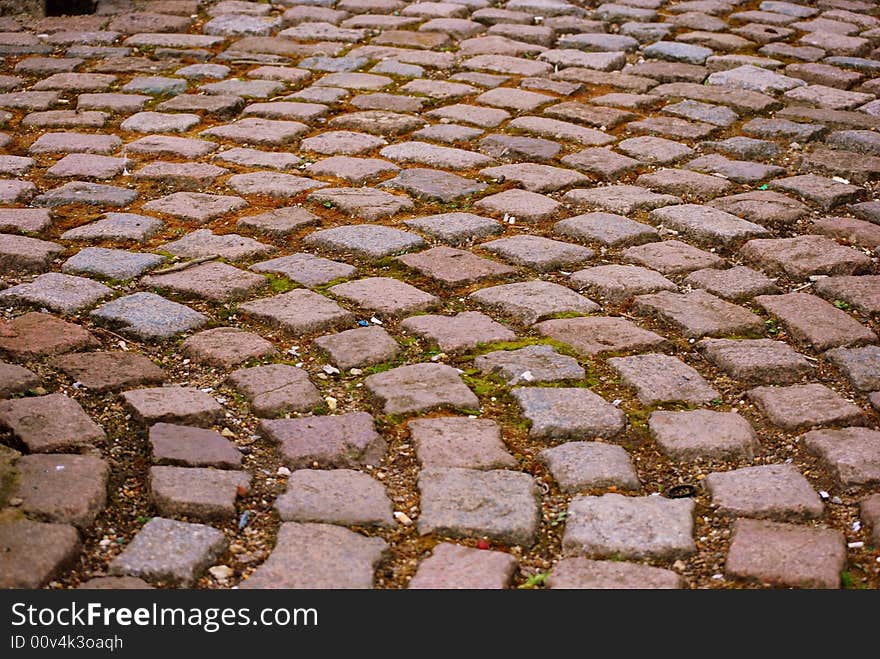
(470, 280), (598, 325)
(418, 467), (540, 546)
(698, 338), (811, 386)
(548, 558), (682, 589)
(260, 412), (386, 469)
(0, 519), (81, 589)
(123, 387), (223, 428)
(748, 383), (866, 431)
(475, 344), (584, 385)
(409, 543), (517, 589)
(609, 353), (720, 405)
(725, 518), (845, 589)
(539, 442), (639, 493)
(108, 517), (227, 587)
(149, 423), (242, 470)
(706, 464), (823, 521)
(275, 469), (393, 527)
(513, 387), (625, 440)
(649, 409), (759, 462)
(90, 293), (208, 341)
(15, 454), (108, 529)
(150, 466), (250, 521)
(633, 290), (764, 339)
(227, 364), (322, 417)
(563, 494), (696, 560)
(0, 393), (104, 453)
(803, 427), (880, 488)
(365, 363), (479, 415)
(409, 417), (515, 470)
(239, 522), (387, 589)
(51, 351), (165, 393)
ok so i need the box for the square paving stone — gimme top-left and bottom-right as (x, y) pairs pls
(548, 558), (682, 589)
(554, 212), (659, 248)
(305, 156), (399, 184)
(683, 266), (779, 301)
(201, 118), (308, 145)
(0, 273), (112, 314)
(474, 189), (561, 223)
(259, 412), (386, 469)
(62, 248), (165, 281)
(308, 187), (413, 221)
(813, 275), (880, 317)
(32, 182), (137, 208)
(0, 519), (80, 588)
(563, 493), (696, 560)
(181, 328), (276, 368)
(236, 207), (319, 236)
(697, 338), (811, 386)
(539, 442), (639, 493)
(0, 208), (50, 233)
(469, 280), (599, 325)
(150, 466), (250, 521)
(251, 253), (356, 288)
(382, 167), (488, 202)
(741, 235), (871, 277)
(161, 231), (272, 262)
(649, 409), (760, 461)
(479, 235), (594, 273)
(409, 417), (516, 470)
(560, 148), (640, 181)
(143, 193), (248, 224)
(0, 362), (38, 398)
(315, 326), (401, 371)
(126, 136), (218, 160)
(705, 464), (824, 521)
(0, 393), (104, 453)
(512, 387), (625, 440)
(149, 423), (242, 470)
(90, 293), (208, 341)
(401, 311), (515, 353)
(228, 172), (327, 198)
(535, 317), (669, 357)
(563, 185), (681, 216)
(825, 346), (880, 392)
(301, 130), (386, 155)
(51, 351), (165, 393)
(570, 264), (676, 304)
(803, 427), (880, 488)
(608, 353), (720, 406)
(708, 191), (808, 226)
(636, 169), (733, 200)
(408, 543), (518, 589)
(275, 469), (393, 527)
(633, 290), (764, 339)
(108, 517), (227, 587)
(0, 312), (97, 359)
(396, 246), (516, 286)
(725, 518), (845, 589)
(306, 225), (424, 260)
(770, 173), (864, 210)
(748, 383), (866, 431)
(0, 234), (63, 273)
(480, 163), (589, 193)
(623, 240), (724, 275)
(330, 277), (439, 317)
(617, 136), (694, 164)
(403, 212), (502, 246)
(238, 522), (387, 589)
(227, 364), (322, 417)
(862, 495), (880, 547)
(46, 153), (128, 179)
(240, 289), (354, 335)
(60, 213), (164, 243)
(418, 467), (541, 547)
(123, 386), (223, 428)
(142, 262), (266, 303)
(365, 363), (479, 415)
(649, 204), (768, 247)
(475, 344), (585, 385)
(755, 292), (877, 351)
(15, 454), (108, 529)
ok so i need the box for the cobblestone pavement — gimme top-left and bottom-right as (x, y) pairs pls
(0, 0), (879, 590)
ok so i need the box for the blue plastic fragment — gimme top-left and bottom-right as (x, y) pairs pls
(238, 510), (251, 530)
(357, 320), (369, 327)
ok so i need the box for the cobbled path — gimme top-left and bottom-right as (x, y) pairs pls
(0, 0), (879, 590)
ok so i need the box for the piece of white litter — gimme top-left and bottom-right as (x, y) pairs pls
(520, 370), (534, 382)
(612, 399), (622, 406)
(848, 541), (864, 549)
(832, 176), (850, 185)
(325, 396), (338, 412)
(853, 521), (862, 532)
(819, 490), (830, 500)
(277, 466), (291, 477)
(370, 316), (382, 325)
(393, 511), (413, 526)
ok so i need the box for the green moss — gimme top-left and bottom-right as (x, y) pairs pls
(264, 273), (298, 294)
